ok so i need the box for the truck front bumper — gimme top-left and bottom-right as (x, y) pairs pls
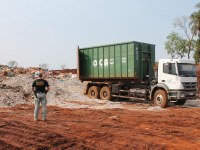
(169, 90), (197, 100)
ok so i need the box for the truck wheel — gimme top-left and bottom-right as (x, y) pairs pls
(154, 90), (168, 108)
(88, 86), (99, 99)
(100, 86), (111, 100)
(174, 100), (186, 105)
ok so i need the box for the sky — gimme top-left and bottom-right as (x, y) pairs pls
(0, 0), (199, 70)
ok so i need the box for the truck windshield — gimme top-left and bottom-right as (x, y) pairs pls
(177, 63), (196, 77)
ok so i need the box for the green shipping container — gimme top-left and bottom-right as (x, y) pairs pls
(78, 41), (155, 82)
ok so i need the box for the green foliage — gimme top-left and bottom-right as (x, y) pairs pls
(164, 3), (200, 61)
(165, 16), (195, 59)
(193, 39), (200, 63)
(190, 10), (200, 37)
(190, 3), (200, 63)
(190, 3), (200, 37)
(196, 3), (200, 8)
(165, 2), (200, 61)
(165, 32), (187, 58)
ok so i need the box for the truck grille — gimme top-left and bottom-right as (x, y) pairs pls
(182, 82), (197, 90)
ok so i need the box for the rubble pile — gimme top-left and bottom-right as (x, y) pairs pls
(0, 66), (123, 109)
(1, 65), (199, 109)
(0, 74), (86, 108)
(0, 65), (82, 107)
(0, 74), (34, 107)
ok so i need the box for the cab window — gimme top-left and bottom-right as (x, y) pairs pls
(163, 63), (176, 75)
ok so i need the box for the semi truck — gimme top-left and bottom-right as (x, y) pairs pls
(77, 41), (197, 108)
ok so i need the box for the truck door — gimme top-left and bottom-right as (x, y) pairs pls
(162, 62), (178, 89)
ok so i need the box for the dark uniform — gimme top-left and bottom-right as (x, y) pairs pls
(32, 77), (49, 121)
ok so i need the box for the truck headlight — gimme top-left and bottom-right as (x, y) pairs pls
(180, 94), (185, 98)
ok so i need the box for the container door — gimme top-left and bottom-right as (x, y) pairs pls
(142, 52), (151, 83)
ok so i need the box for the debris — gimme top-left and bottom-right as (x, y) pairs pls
(0, 65), (200, 110)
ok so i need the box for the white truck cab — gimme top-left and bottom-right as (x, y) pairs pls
(152, 59), (197, 107)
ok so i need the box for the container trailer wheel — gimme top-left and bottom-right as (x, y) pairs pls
(100, 86), (111, 100)
(88, 86), (99, 99)
(154, 90), (168, 108)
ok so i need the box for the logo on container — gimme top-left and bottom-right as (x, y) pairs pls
(93, 59), (109, 67)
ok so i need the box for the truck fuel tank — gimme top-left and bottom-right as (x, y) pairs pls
(129, 88), (148, 98)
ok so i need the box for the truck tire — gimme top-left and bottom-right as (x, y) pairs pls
(88, 86), (99, 99)
(174, 100), (186, 105)
(154, 90), (168, 108)
(100, 86), (111, 100)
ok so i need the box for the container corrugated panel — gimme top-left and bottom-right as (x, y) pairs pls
(78, 41), (155, 82)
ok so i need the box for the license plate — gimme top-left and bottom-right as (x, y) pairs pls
(189, 92), (194, 96)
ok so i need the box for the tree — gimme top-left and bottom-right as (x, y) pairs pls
(190, 3), (200, 37)
(38, 63), (49, 70)
(7, 60), (18, 68)
(193, 39), (200, 62)
(190, 3), (200, 63)
(173, 17), (195, 59)
(61, 64), (66, 70)
(165, 32), (187, 58)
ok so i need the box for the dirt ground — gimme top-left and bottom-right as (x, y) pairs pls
(0, 104), (200, 150)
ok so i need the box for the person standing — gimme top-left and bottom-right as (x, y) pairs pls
(32, 73), (50, 121)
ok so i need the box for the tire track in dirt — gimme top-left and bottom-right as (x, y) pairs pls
(0, 119), (87, 149)
(2, 105), (200, 149)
